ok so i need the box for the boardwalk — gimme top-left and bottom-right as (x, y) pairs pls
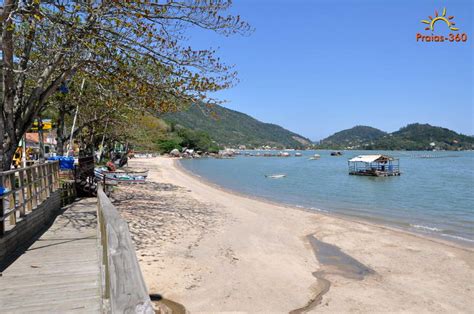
(0, 198), (102, 313)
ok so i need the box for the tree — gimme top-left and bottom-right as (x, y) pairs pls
(1, 1), (251, 169)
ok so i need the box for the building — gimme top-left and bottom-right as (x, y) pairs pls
(24, 132), (57, 158)
(348, 154), (400, 177)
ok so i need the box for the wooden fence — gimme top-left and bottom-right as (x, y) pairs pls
(97, 186), (154, 313)
(0, 162), (60, 236)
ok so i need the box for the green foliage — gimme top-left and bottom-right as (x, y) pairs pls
(125, 113), (219, 153)
(319, 123), (474, 151)
(368, 124), (474, 150)
(177, 128), (220, 153)
(320, 126), (386, 149)
(1, 0), (251, 169)
(156, 139), (182, 153)
(164, 104), (311, 148)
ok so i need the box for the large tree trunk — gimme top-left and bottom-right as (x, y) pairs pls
(1, 0), (17, 170)
(56, 102), (68, 156)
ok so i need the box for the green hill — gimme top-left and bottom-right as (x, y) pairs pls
(319, 123), (474, 150)
(163, 104), (311, 149)
(320, 125), (386, 149)
(368, 123), (474, 150)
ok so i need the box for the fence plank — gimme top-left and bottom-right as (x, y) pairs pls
(18, 170), (26, 217)
(26, 167), (35, 210)
(97, 187), (154, 313)
(0, 161), (60, 235)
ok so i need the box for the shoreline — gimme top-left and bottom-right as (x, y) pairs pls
(176, 158), (474, 251)
(116, 157), (474, 312)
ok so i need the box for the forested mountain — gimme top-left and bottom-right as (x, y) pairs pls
(163, 104), (311, 148)
(368, 124), (474, 150)
(319, 126), (386, 149)
(319, 123), (474, 150)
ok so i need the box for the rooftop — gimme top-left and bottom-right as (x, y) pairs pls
(349, 155), (394, 163)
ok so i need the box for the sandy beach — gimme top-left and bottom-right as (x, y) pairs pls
(112, 157), (474, 313)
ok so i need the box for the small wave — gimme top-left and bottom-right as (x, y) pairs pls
(441, 233), (474, 243)
(294, 205), (328, 213)
(410, 224), (442, 232)
(310, 207), (329, 213)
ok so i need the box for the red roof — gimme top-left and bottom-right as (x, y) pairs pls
(25, 132), (57, 145)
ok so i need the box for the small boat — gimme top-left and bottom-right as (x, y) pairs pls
(94, 167), (148, 183)
(309, 154), (320, 160)
(331, 151), (343, 156)
(295, 152), (302, 157)
(265, 174), (286, 179)
(115, 167), (149, 177)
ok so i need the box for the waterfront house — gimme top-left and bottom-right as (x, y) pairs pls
(348, 154), (400, 177)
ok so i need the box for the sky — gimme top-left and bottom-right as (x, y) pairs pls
(188, 0), (473, 141)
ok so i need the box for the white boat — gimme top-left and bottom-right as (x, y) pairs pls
(94, 167), (148, 183)
(265, 174), (286, 179)
(309, 154), (320, 160)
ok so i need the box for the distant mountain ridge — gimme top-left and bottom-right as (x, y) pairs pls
(163, 104), (311, 148)
(319, 123), (474, 150)
(321, 126), (387, 148)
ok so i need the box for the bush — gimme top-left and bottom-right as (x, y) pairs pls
(157, 139), (182, 153)
(177, 128), (217, 152)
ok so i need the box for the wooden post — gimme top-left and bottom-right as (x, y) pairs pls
(40, 164), (48, 200)
(18, 169), (27, 217)
(32, 166), (40, 206)
(9, 173), (17, 226)
(0, 174), (4, 236)
(36, 166), (42, 203)
(43, 164), (50, 199)
(53, 162), (59, 190)
(47, 163), (52, 195)
(26, 167), (33, 212)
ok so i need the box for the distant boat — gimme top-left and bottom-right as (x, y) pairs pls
(265, 174), (286, 179)
(309, 154), (320, 160)
(331, 151), (343, 156)
(94, 167), (148, 183)
(295, 152), (303, 157)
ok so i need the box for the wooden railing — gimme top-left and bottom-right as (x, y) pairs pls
(97, 186), (154, 313)
(0, 162), (60, 236)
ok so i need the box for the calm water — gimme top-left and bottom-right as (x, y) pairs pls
(180, 150), (474, 245)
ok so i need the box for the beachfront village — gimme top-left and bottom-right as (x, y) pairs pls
(1, 1), (473, 313)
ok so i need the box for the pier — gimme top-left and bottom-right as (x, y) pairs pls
(0, 163), (153, 313)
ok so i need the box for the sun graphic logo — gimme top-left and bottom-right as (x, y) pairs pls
(416, 8), (468, 43)
(421, 8), (458, 31)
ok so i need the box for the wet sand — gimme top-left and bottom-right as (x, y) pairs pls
(113, 157), (474, 313)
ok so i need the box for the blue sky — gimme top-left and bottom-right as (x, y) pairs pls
(188, 0), (473, 140)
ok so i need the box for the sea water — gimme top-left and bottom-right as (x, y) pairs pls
(180, 150), (474, 245)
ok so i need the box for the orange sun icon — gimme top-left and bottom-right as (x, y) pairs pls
(421, 8), (459, 32)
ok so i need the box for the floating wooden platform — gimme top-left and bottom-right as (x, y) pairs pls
(349, 170), (401, 177)
(0, 198), (102, 313)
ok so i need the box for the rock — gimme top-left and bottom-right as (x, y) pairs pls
(170, 149), (180, 157)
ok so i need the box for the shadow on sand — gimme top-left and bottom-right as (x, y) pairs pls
(150, 294), (187, 314)
(290, 235), (375, 313)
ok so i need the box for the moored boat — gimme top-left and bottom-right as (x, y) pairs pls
(94, 167), (148, 183)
